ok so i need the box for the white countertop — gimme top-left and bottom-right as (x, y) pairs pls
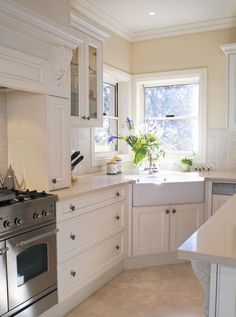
(178, 195), (236, 266)
(53, 173), (134, 201)
(201, 170), (236, 181)
(53, 170), (236, 202)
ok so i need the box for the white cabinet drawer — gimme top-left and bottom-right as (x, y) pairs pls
(58, 232), (126, 301)
(57, 201), (126, 262)
(57, 186), (126, 222)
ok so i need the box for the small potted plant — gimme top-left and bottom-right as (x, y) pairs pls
(181, 157), (193, 172)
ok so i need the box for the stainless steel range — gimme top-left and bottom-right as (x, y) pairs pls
(0, 189), (58, 317)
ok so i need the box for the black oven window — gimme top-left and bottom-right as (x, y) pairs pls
(17, 243), (48, 286)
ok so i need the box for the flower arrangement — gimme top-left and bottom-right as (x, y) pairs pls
(108, 118), (165, 168)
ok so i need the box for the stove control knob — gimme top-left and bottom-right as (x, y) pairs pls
(14, 218), (22, 226)
(33, 212), (40, 220)
(42, 210), (48, 217)
(3, 220), (11, 228)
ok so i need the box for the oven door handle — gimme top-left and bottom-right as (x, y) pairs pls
(0, 247), (9, 255)
(15, 229), (59, 248)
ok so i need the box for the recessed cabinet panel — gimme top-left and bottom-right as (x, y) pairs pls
(58, 233), (125, 301)
(48, 96), (70, 190)
(58, 201), (125, 260)
(170, 203), (204, 251)
(132, 206), (169, 256)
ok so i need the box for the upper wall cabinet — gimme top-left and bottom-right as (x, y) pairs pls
(71, 35), (103, 127)
(221, 43), (236, 130)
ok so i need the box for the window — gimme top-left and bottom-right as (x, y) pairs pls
(135, 69), (207, 162)
(92, 65), (131, 166)
(94, 82), (118, 153)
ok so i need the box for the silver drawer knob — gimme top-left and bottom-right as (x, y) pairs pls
(70, 270), (76, 277)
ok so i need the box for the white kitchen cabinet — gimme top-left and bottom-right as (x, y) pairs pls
(7, 92), (70, 191)
(170, 203), (204, 251)
(58, 232), (125, 301)
(221, 43), (236, 130)
(56, 185), (129, 302)
(47, 96), (71, 190)
(132, 203), (204, 256)
(132, 205), (169, 256)
(71, 35), (103, 127)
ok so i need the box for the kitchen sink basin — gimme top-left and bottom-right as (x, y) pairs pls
(124, 172), (205, 206)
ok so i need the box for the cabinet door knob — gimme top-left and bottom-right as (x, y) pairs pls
(70, 205), (75, 211)
(165, 209), (170, 214)
(82, 116), (86, 120)
(52, 178), (57, 184)
(172, 209), (176, 214)
(115, 215), (120, 220)
(70, 234), (76, 240)
(86, 117), (90, 120)
(115, 245), (120, 250)
(70, 270), (76, 277)
(116, 192), (120, 197)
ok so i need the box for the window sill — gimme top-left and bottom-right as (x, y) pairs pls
(92, 152), (132, 167)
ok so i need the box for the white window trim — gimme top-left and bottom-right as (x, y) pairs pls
(132, 68), (207, 163)
(91, 64), (132, 167)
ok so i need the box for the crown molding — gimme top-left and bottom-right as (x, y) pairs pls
(131, 16), (236, 42)
(71, 1), (236, 42)
(71, 10), (110, 42)
(0, 0), (81, 48)
(221, 42), (236, 55)
(71, 0), (132, 41)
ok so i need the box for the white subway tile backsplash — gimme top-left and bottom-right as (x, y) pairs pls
(71, 127), (236, 174)
(206, 128), (236, 171)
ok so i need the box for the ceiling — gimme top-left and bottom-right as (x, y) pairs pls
(71, 0), (236, 41)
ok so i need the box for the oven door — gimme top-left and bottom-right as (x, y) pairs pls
(0, 241), (8, 315)
(6, 224), (57, 310)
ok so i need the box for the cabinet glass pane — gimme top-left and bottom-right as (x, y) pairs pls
(89, 45), (97, 119)
(71, 48), (79, 116)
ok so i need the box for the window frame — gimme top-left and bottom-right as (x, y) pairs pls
(91, 65), (131, 166)
(133, 68), (207, 163)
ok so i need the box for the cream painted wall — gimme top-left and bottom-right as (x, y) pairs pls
(103, 32), (131, 73)
(131, 28), (236, 129)
(12, 0), (70, 27)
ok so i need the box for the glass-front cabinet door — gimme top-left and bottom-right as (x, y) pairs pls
(71, 35), (103, 127)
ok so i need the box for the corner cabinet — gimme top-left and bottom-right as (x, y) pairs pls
(221, 43), (236, 130)
(71, 35), (103, 127)
(132, 203), (204, 256)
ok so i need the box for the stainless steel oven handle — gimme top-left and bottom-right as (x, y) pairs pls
(15, 229), (59, 248)
(0, 247), (9, 255)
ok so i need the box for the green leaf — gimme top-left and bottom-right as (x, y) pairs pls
(134, 147), (148, 165)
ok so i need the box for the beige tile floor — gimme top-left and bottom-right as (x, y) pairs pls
(67, 262), (204, 317)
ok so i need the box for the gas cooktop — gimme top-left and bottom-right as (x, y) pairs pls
(0, 188), (54, 205)
(0, 188), (58, 238)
